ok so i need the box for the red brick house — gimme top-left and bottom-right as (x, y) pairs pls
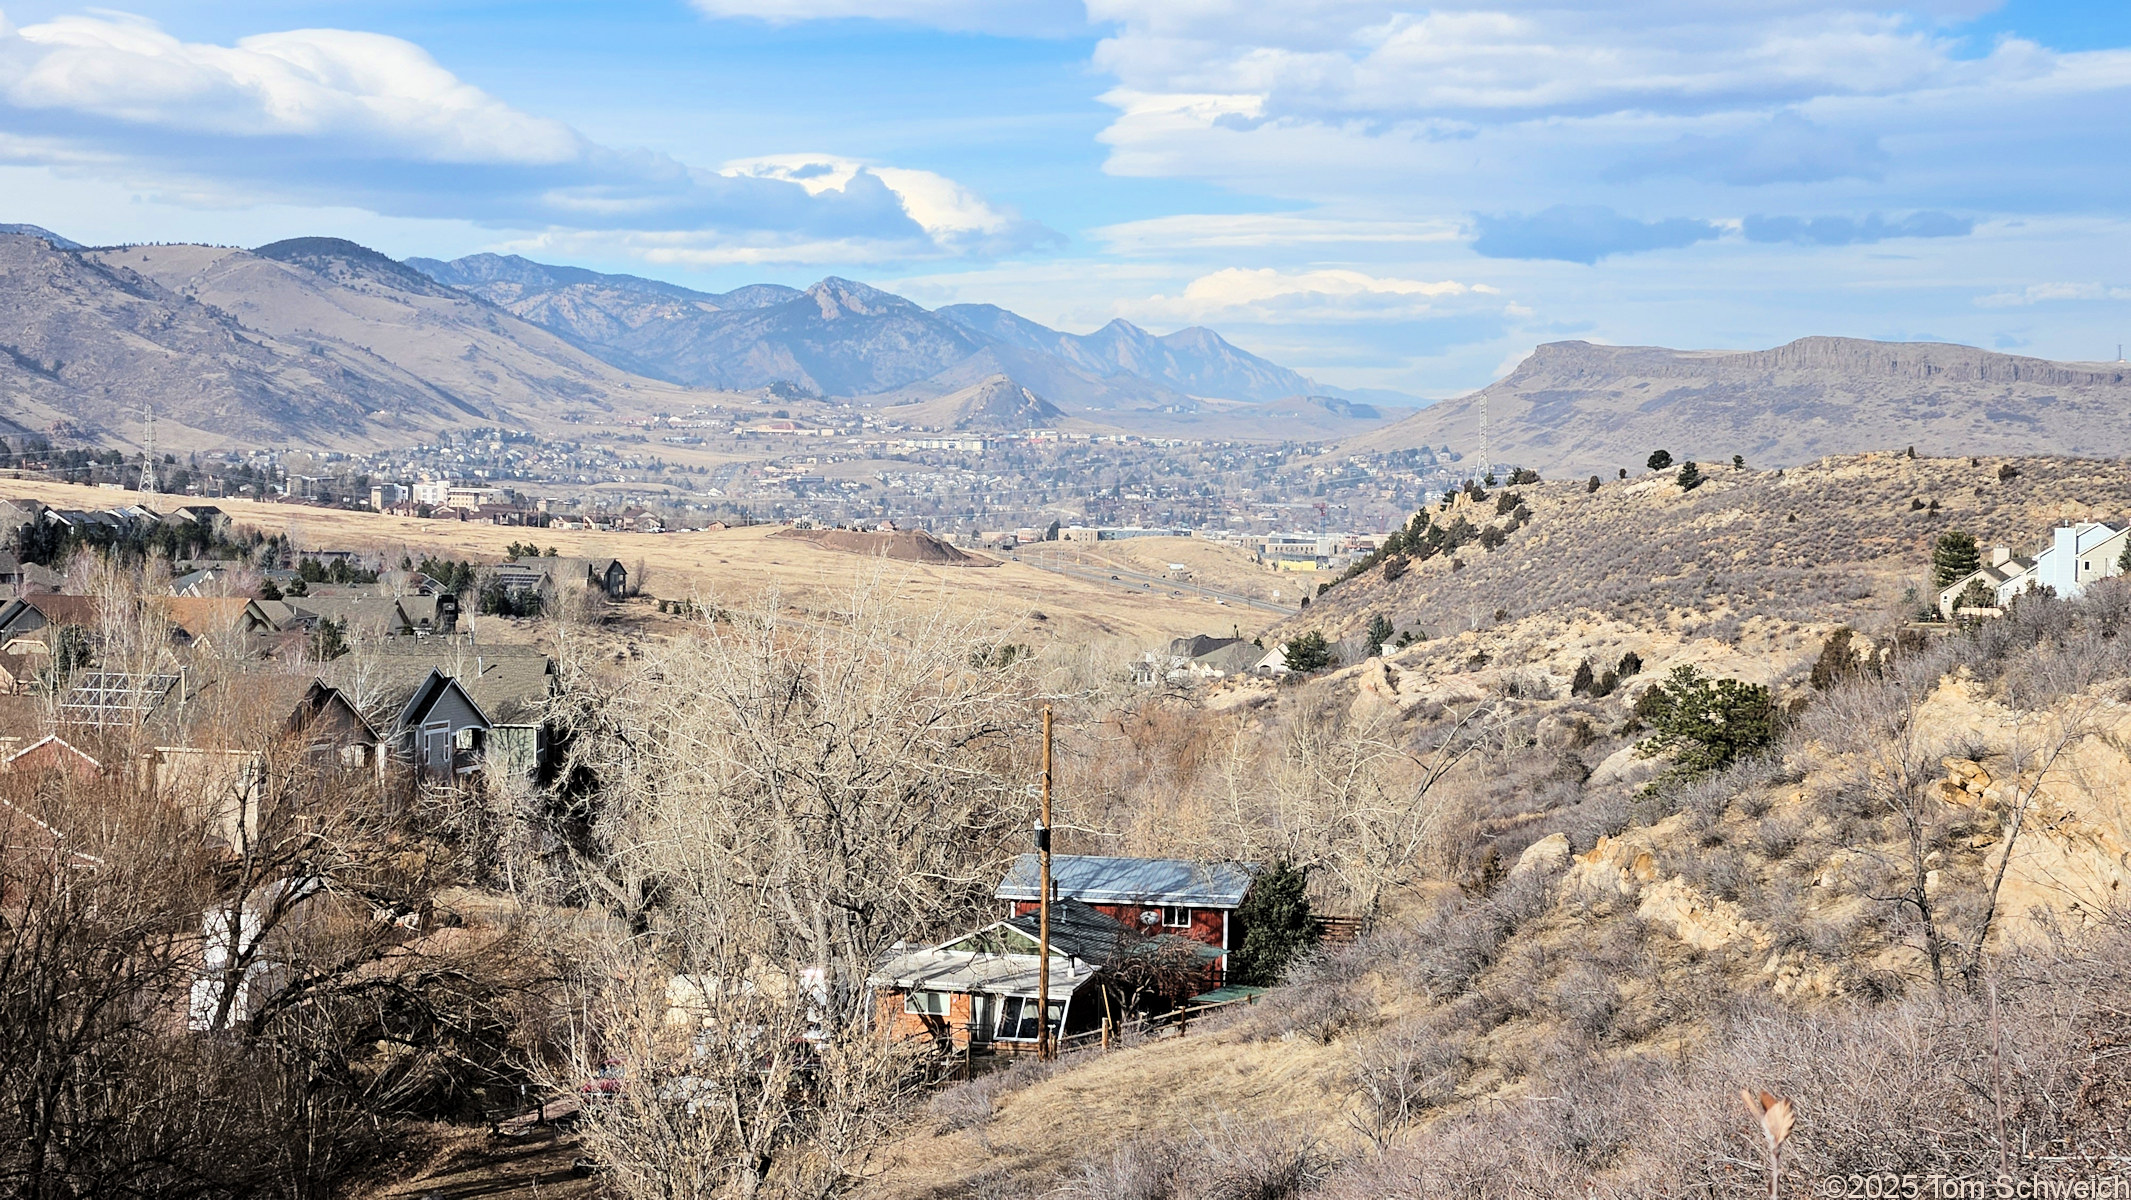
(995, 854), (1257, 977)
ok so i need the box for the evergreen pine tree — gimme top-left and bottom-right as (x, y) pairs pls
(1647, 450), (1673, 471)
(1230, 862), (1318, 986)
(1932, 531), (1982, 588)
(1676, 461), (1704, 491)
(1365, 613), (1395, 657)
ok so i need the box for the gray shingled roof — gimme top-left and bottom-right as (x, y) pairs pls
(995, 854), (1257, 908)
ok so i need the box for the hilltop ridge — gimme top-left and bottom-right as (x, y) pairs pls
(1350, 336), (2131, 475)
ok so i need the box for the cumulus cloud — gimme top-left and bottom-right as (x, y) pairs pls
(1742, 210), (1973, 245)
(723, 154), (1059, 254)
(1470, 205), (1720, 263)
(0, 10), (1044, 262)
(1974, 282), (2131, 307)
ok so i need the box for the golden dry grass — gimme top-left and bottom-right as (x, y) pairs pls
(869, 1020), (1358, 1199)
(6, 480), (1262, 646)
(1031, 535), (1303, 607)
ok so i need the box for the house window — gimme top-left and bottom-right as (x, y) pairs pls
(1164, 905), (1191, 928)
(995, 995), (1063, 1041)
(903, 991), (950, 1017)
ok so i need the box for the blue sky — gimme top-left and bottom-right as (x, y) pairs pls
(0, 0), (2126, 397)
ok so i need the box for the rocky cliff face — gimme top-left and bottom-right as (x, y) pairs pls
(1354, 336), (2131, 475)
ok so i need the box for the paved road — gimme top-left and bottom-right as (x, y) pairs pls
(1007, 551), (1298, 618)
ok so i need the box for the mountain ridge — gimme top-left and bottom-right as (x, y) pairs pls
(410, 251), (1354, 410)
(1349, 335), (2131, 475)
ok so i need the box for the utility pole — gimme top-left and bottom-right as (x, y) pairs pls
(1036, 705), (1054, 1060)
(1479, 393), (1491, 484)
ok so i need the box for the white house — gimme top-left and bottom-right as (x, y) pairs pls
(2000, 522), (2125, 605)
(1937, 548), (2035, 618)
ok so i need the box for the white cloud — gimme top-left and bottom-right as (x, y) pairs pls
(686, 0), (1084, 35)
(1092, 211), (1462, 252)
(1136, 266), (1501, 322)
(1078, 2), (2131, 233)
(0, 10), (1047, 264)
(722, 154), (1054, 253)
(0, 13), (581, 163)
(1974, 282), (2131, 307)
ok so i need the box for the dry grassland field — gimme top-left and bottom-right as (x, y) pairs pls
(1020, 535), (1305, 608)
(3, 480), (1262, 647)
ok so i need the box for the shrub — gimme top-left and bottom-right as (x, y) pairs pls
(1635, 664), (1778, 775)
(1808, 627), (1858, 690)
(1586, 475), (1601, 493)
(1617, 650), (1643, 677)
(1508, 467), (1541, 485)
(1231, 862), (1319, 986)
(1282, 631), (1335, 673)
(1570, 660), (1595, 695)
(1647, 449), (1673, 471)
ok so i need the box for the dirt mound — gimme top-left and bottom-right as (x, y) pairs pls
(773, 526), (992, 566)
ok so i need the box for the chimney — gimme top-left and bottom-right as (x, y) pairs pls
(1991, 546), (2011, 567)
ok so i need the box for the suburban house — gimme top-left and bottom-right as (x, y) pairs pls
(0, 594), (275, 657)
(490, 556), (628, 601)
(393, 670), (491, 779)
(0, 594), (103, 655)
(282, 592), (458, 640)
(1937, 548), (2037, 618)
(1137, 634), (1263, 685)
(329, 643), (558, 782)
(1941, 521), (2131, 617)
(869, 898), (1221, 1054)
(3, 733), (103, 780)
(144, 674), (387, 846)
(996, 854), (1256, 976)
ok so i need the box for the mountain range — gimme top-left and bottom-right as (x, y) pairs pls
(0, 225), (1411, 449)
(1350, 336), (2131, 475)
(407, 252), (1336, 412)
(9, 221), (2127, 465)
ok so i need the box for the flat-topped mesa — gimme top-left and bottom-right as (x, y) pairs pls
(1517, 336), (2131, 388)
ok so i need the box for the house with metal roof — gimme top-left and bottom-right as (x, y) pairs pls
(995, 854), (1258, 974)
(869, 898), (1220, 1055)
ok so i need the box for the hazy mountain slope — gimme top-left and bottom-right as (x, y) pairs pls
(0, 233), (494, 449)
(418, 250), (1356, 407)
(417, 255), (966, 392)
(877, 374), (1068, 431)
(935, 303), (1320, 402)
(409, 253), (802, 385)
(89, 238), (670, 424)
(862, 344), (1201, 416)
(1349, 337), (2131, 475)
(0, 224), (82, 250)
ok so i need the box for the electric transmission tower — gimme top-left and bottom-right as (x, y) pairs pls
(137, 411), (159, 494)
